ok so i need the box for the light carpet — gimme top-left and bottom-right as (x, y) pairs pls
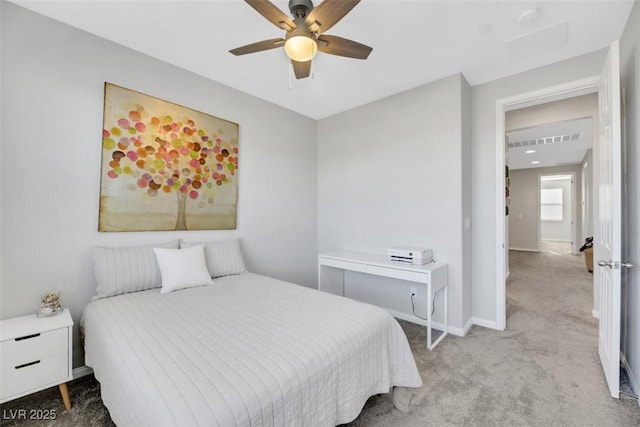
(2, 245), (639, 426)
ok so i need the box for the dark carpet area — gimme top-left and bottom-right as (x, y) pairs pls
(0, 375), (114, 427)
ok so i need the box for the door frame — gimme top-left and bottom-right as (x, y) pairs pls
(495, 76), (600, 330)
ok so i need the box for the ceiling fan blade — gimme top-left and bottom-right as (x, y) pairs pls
(229, 38), (285, 56)
(317, 35), (372, 59)
(305, 0), (361, 34)
(245, 0), (296, 31)
(291, 59), (312, 79)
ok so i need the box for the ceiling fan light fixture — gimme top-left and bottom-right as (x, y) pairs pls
(284, 32), (317, 62)
(231, 0), (372, 79)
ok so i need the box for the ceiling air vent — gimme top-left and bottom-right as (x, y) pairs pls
(508, 132), (583, 149)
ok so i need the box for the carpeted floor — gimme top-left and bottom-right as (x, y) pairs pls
(2, 242), (639, 426)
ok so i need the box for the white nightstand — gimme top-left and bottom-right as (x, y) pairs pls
(0, 309), (73, 409)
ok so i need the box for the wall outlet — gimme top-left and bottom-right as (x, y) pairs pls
(410, 287), (417, 297)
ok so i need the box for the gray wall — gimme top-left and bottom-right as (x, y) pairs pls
(461, 75), (473, 327)
(508, 169), (541, 251)
(620, 0), (640, 398)
(504, 94), (597, 252)
(581, 149), (593, 242)
(505, 93), (598, 132)
(471, 50), (606, 324)
(317, 74), (472, 333)
(508, 165), (582, 251)
(0, 2), (3, 307)
(0, 3), (318, 367)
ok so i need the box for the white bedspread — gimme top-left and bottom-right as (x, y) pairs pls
(82, 273), (422, 426)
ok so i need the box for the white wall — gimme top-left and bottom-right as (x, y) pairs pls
(318, 74), (471, 333)
(0, 3), (318, 367)
(471, 50), (607, 324)
(620, 0), (640, 398)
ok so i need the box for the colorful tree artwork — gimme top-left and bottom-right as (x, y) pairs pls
(99, 83), (239, 231)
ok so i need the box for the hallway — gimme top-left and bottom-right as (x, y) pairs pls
(507, 240), (593, 327)
(505, 240), (640, 420)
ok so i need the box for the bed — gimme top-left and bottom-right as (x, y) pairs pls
(82, 240), (422, 426)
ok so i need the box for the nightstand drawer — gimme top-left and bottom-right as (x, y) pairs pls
(1, 327), (68, 370)
(0, 352), (68, 400)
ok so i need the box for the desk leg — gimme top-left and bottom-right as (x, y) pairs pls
(427, 284), (433, 350)
(318, 265), (345, 296)
(427, 286), (448, 350)
(444, 286), (448, 337)
(59, 383), (71, 410)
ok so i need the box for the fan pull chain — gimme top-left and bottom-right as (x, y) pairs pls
(288, 63), (293, 90)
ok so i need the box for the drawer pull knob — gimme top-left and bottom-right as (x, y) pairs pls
(15, 360), (41, 369)
(15, 333), (41, 341)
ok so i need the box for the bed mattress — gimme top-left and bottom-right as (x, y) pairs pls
(82, 273), (422, 426)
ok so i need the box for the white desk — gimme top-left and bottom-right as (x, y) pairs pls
(318, 251), (448, 350)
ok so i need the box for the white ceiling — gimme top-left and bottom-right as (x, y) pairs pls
(9, 0), (635, 119)
(507, 117), (593, 170)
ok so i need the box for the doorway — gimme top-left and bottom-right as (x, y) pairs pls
(540, 173), (577, 254)
(494, 75), (600, 330)
(504, 105), (593, 318)
(497, 42), (626, 400)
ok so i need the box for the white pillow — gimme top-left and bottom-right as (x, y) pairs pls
(153, 245), (213, 293)
(93, 240), (179, 299)
(180, 239), (247, 278)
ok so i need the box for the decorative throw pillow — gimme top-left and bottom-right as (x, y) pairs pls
(153, 245), (213, 294)
(93, 240), (179, 299)
(180, 239), (247, 278)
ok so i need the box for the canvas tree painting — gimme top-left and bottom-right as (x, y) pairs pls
(99, 83), (239, 231)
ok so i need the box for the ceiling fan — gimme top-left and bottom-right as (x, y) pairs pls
(229, 0), (372, 79)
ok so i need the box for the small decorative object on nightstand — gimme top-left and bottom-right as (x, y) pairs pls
(37, 291), (62, 318)
(0, 309), (73, 410)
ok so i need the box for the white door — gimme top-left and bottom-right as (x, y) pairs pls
(595, 40), (622, 399)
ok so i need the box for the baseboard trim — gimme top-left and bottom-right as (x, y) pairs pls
(621, 353), (640, 400)
(462, 317), (474, 335)
(509, 247), (540, 252)
(389, 309), (507, 338)
(471, 317), (501, 331)
(385, 308), (467, 337)
(72, 366), (93, 379)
